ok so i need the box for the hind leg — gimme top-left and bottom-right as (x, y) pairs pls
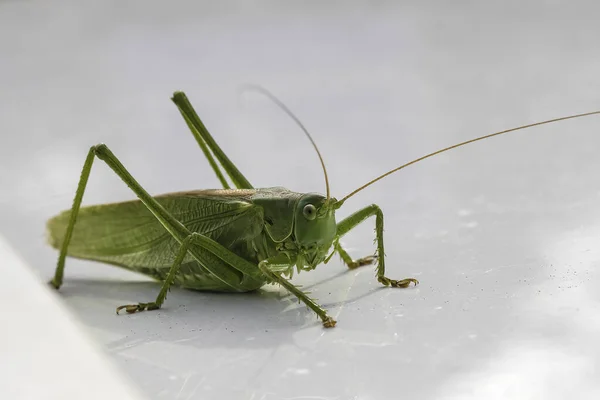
(171, 91), (253, 189)
(50, 144), (255, 290)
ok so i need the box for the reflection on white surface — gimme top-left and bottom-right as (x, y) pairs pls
(2, 1), (600, 399)
(439, 342), (599, 400)
(439, 226), (600, 399)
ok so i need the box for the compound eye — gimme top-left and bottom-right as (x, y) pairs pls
(303, 204), (317, 220)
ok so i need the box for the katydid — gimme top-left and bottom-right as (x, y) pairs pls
(46, 87), (600, 328)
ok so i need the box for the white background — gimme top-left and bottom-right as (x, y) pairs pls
(1, 1), (600, 399)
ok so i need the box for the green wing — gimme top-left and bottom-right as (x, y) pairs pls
(46, 189), (264, 271)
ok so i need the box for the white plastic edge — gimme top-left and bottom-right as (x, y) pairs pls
(0, 234), (146, 400)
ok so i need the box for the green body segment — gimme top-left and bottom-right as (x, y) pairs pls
(46, 187), (334, 293)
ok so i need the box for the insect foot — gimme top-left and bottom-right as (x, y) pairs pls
(378, 276), (419, 288)
(347, 254), (378, 269)
(322, 316), (337, 328)
(48, 279), (61, 290)
(116, 302), (160, 315)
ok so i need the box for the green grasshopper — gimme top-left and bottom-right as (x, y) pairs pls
(46, 87), (600, 328)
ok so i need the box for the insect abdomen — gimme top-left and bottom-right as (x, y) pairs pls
(46, 193), (264, 273)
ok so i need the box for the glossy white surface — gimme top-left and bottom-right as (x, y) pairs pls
(1, 1), (600, 399)
(0, 235), (145, 400)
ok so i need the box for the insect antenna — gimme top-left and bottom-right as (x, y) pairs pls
(239, 84), (331, 202)
(336, 109), (600, 207)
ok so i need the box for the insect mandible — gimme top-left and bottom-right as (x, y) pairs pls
(47, 87), (600, 327)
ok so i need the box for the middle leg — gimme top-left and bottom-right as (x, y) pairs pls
(258, 254), (337, 328)
(117, 232), (232, 314)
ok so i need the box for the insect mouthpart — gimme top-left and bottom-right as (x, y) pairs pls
(297, 243), (326, 270)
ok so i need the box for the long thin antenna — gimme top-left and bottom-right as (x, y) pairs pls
(337, 109), (600, 206)
(239, 84), (331, 201)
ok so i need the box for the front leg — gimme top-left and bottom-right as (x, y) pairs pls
(335, 204), (419, 288)
(258, 254), (336, 328)
(330, 239), (378, 269)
